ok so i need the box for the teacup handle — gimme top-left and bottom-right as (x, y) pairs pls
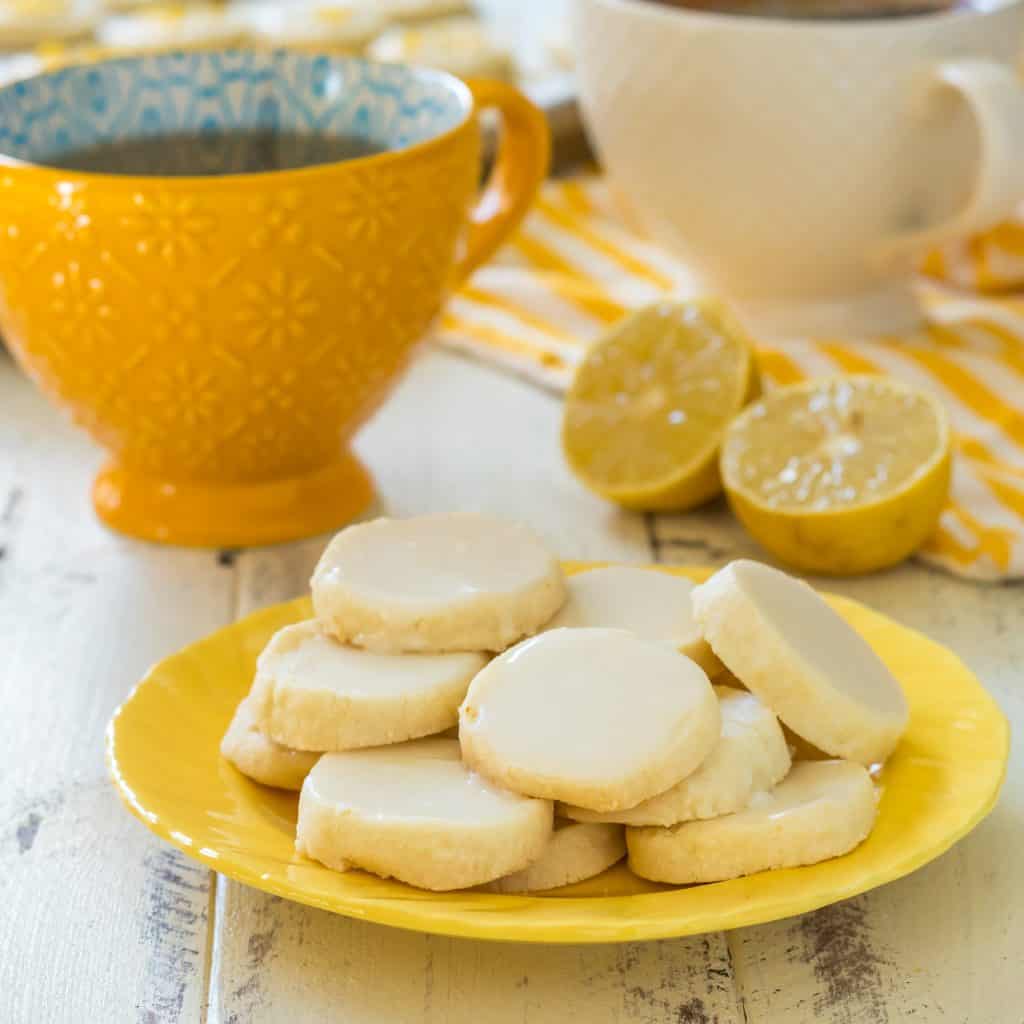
(453, 78), (551, 281)
(878, 59), (1024, 261)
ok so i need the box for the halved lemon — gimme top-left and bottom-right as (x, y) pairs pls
(562, 300), (759, 511)
(721, 375), (952, 575)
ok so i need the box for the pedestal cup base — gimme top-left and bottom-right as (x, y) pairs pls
(92, 451), (375, 548)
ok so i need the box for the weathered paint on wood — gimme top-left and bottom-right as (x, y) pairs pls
(3, 346), (1022, 1023)
(0, 360), (234, 1023)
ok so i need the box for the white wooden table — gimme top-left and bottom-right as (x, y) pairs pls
(1, 346), (1021, 1023)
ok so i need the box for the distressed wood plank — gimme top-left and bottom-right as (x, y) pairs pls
(0, 358), (235, 1024)
(211, 897), (745, 1024)
(210, 350), (744, 1024)
(647, 505), (762, 568)
(354, 352), (650, 561)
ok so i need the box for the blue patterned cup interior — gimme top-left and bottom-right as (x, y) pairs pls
(0, 49), (471, 176)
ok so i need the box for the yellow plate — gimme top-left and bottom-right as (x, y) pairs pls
(106, 564), (1009, 944)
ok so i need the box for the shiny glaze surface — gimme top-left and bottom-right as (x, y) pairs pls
(546, 565), (703, 647)
(315, 513), (559, 604)
(262, 621), (486, 697)
(461, 627), (715, 782)
(307, 739), (544, 823)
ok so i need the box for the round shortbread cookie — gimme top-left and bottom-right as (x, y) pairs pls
(295, 738), (553, 891)
(311, 513), (566, 653)
(98, 5), (248, 50)
(250, 620), (487, 752)
(484, 820), (626, 893)
(691, 560), (909, 765)
(220, 697), (320, 791)
(627, 760), (878, 884)
(561, 686), (791, 826)
(368, 17), (516, 83)
(379, 0), (471, 23)
(0, 7), (95, 51)
(546, 566), (722, 676)
(240, 3), (385, 50)
(459, 628), (720, 813)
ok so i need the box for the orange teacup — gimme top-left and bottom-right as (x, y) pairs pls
(0, 50), (548, 545)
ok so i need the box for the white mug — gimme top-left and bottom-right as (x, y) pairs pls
(572, 0), (1024, 337)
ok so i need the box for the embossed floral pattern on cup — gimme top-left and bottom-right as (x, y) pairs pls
(248, 190), (305, 249)
(121, 193), (216, 265)
(49, 260), (116, 348)
(235, 270), (320, 351)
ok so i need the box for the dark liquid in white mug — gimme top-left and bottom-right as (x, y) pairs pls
(640, 0), (985, 18)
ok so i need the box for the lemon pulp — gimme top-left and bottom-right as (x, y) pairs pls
(721, 375), (951, 575)
(562, 300), (758, 511)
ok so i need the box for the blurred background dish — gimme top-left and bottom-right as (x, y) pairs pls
(98, 3), (250, 50)
(368, 16), (516, 82)
(0, 0), (100, 50)
(377, 0), (472, 23)
(237, 1), (386, 52)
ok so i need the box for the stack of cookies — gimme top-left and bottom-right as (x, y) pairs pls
(222, 513), (908, 892)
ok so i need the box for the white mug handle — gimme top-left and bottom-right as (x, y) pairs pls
(878, 59), (1024, 260)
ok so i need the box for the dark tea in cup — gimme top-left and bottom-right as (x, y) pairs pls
(33, 129), (388, 176)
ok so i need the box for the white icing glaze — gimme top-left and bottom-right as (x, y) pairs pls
(460, 627), (720, 810)
(737, 561), (906, 718)
(547, 566), (703, 649)
(266, 626), (485, 698)
(306, 739), (536, 825)
(691, 560), (909, 764)
(315, 513), (557, 607)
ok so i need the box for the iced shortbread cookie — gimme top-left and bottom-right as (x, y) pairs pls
(311, 514), (566, 653)
(368, 17), (516, 82)
(379, 0), (471, 24)
(295, 738), (553, 891)
(250, 620), (486, 752)
(628, 760), (878, 884)
(99, 5), (248, 50)
(0, 0), (96, 50)
(240, 2), (384, 51)
(485, 820), (625, 894)
(562, 686), (790, 826)
(546, 566), (721, 676)
(691, 560), (909, 765)
(460, 628), (720, 812)
(220, 697), (320, 791)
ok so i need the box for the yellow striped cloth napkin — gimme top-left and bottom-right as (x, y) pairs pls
(437, 175), (1024, 581)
